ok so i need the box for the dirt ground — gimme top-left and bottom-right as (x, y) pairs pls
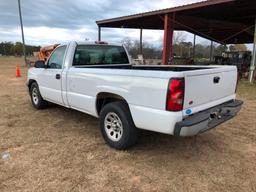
(0, 57), (255, 192)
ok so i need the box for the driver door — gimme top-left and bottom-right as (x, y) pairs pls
(37, 45), (67, 105)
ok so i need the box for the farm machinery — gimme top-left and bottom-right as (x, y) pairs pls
(214, 51), (252, 79)
(37, 44), (59, 62)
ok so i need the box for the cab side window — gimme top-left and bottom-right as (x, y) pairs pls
(47, 46), (67, 69)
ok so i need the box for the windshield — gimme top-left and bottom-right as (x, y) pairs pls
(73, 45), (129, 66)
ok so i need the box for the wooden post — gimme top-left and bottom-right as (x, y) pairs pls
(18, 0), (27, 65)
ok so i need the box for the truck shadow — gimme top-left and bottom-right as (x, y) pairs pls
(132, 129), (229, 164)
(47, 103), (225, 158)
(137, 130), (219, 150)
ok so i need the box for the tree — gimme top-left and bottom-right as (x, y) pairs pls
(121, 37), (133, 51)
(229, 45), (236, 52)
(173, 32), (186, 45)
(195, 44), (205, 58)
(234, 44), (247, 51)
(14, 42), (23, 56)
(174, 41), (193, 57)
(215, 44), (227, 56)
(0, 41), (40, 56)
(0, 42), (13, 55)
(228, 44), (247, 52)
(121, 38), (162, 59)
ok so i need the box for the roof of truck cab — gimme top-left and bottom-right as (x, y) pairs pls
(75, 41), (123, 46)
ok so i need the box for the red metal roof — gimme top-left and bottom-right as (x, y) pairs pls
(96, 0), (256, 44)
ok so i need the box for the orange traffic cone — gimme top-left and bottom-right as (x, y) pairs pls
(16, 64), (21, 77)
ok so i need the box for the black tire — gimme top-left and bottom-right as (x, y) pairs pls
(29, 82), (48, 109)
(99, 101), (137, 150)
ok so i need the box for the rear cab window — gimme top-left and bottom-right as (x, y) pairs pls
(73, 45), (129, 66)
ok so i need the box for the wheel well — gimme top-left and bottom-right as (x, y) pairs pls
(96, 92), (128, 115)
(28, 79), (37, 90)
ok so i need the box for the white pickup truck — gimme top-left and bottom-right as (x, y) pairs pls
(27, 41), (243, 149)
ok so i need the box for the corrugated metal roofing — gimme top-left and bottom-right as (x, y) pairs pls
(96, 0), (256, 44)
(97, 0), (229, 25)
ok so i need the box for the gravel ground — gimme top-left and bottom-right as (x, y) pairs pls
(0, 57), (256, 192)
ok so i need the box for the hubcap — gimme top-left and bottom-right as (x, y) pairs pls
(104, 112), (123, 142)
(32, 87), (39, 105)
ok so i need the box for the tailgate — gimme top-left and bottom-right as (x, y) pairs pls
(183, 66), (237, 110)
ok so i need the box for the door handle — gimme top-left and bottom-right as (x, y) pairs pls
(56, 74), (61, 79)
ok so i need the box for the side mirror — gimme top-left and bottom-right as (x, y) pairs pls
(35, 60), (46, 68)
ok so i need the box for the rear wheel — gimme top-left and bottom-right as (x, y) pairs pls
(29, 82), (48, 109)
(99, 101), (137, 150)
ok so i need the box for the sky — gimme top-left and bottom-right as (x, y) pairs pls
(0, 0), (208, 46)
(0, 0), (251, 49)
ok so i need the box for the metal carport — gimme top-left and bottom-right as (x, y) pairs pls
(96, 0), (256, 82)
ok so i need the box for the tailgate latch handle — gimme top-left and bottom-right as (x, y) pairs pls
(213, 76), (220, 84)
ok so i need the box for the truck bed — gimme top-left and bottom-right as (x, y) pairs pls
(72, 63), (237, 115)
(74, 64), (212, 72)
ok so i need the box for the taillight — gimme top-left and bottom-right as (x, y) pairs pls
(166, 78), (184, 111)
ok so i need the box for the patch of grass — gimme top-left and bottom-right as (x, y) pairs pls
(237, 79), (256, 100)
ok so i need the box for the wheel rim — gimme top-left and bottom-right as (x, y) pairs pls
(32, 87), (39, 105)
(104, 112), (123, 142)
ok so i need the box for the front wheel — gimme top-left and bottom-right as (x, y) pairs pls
(99, 102), (137, 150)
(29, 82), (48, 109)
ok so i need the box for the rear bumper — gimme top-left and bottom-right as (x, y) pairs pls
(174, 99), (243, 136)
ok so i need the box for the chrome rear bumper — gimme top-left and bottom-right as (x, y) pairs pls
(174, 100), (243, 136)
